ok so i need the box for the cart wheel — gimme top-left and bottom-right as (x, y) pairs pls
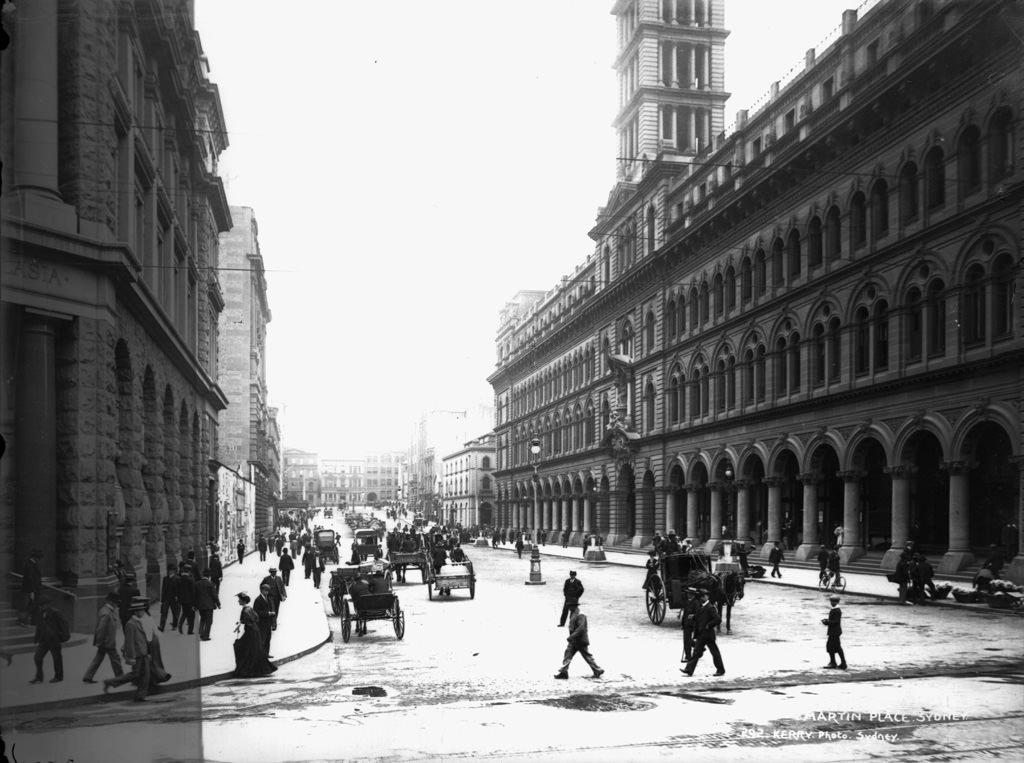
(428, 583), (433, 600)
(341, 600), (351, 642)
(394, 603), (405, 640)
(835, 575), (847, 593)
(470, 579), (476, 599)
(330, 593), (341, 616)
(646, 576), (667, 625)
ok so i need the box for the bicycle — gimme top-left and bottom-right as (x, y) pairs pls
(818, 570), (847, 593)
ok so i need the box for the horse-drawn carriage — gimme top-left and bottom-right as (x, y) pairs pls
(425, 561), (476, 600)
(315, 528), (339, 564)
(643, 551), (745, 625)
(330, 560), (405, 642)
(388, 547), (428, 583)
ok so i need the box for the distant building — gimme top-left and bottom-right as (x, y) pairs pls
(442, 433), (497, 528)
(321, 457), (363, 507)
(217, 206), (278, 539)
(282, 448), (320, 508)
(364, 451), (406, 505)
(0, 0), (231, 627)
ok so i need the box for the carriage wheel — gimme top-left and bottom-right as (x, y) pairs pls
(341, 600), (352, 642)
(469, 579), (476, 599)
(834, 575), (847, 593)
(330, 593), (341, 616)
(393, 603), (405, 640)
(646, 576), (667, 625)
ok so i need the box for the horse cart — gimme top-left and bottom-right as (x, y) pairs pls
(315, 528), (339, 564)
(638, 548), (745, 622)
(388, 547), (428, 583)
(340, 586), (405, 642)
(328, 562), (371, 615)
(425, 561), (476, 600)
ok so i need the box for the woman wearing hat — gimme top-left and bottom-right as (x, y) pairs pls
(232, 592), (276, 678)
(821, 595), (847, 670)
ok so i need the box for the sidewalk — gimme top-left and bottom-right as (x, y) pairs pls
(0, 552), (330, 713)
(508, 541), (1012, 609)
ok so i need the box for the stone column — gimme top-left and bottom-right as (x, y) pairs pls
(533, 494), (541, 535)
(882, 466), (911, 570)
(796, 474), (820, 561)
(563, 497), (572, 533)
(704, 47), (712, 89)
(689, 46), (697, 88)
(665, 488), (677, 536)
(670, 44), (678, 87)
(839, 471), (865, 564)
(703, 484), (723, 554)
(582, 494), (592, 533)
(735, 481), (751, 543)
(685, 484), (699, 540)
(760, 478), (782, 560)
(940, 462), (972, 574)
(635, 486), (655, 546)
(15, 315), (58, 575)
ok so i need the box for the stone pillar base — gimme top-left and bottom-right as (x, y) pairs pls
(584, 547), (607, 563)
(880, 548), (902, 571)
(795, 543), (822, 562)
(3, 189), (78, 232)
(1005, 557), (1024, 586)
(473, 537), (489, 548)
(937, 551), (975, 576)
(838, 546), (866, 565)
(604, 534), (628, 547)
(632, 534), (654, 548)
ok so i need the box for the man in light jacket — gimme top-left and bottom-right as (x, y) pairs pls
(553, 603), (604, 679)
(83, 591), (124, 683)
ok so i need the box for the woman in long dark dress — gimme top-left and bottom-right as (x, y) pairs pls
(232, 592), (276, 678)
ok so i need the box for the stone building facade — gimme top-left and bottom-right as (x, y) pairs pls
(216, 206), (279, 540)
(0, 0), (231, 627)
(489, 0), (1023, 580)
(442, 434), (497, 529)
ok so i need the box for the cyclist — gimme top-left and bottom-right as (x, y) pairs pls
(817, 546), (830, 585)
(825, 548), (842, 590)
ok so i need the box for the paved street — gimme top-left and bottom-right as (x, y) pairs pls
(2, 517), (1022, 762)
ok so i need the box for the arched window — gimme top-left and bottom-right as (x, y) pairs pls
(699, 283), (710, 325)
(906, 286), (923, 363)
(874, 300), (889, 371)
(619, 321), (634, 357)
(989, 107), (1014, 183)
(699, 364), (710, 416)
(854, 308), (870, 376)
(689, 287), (699, 327)
(825, 206), (841, 260)
(713, 273), (724, 317)
(741, 257), (753, 304)
(807, 216), (823, 269)
(813, 323), (826, 387)
(957, 126), (981, 198)
(755, 345), (766, 402)
(962, 264), (986, 345)
(993, 253), (1015, 338)
(788, 333), (801, 393)
(850, 192), (867, 249)
(603, 246), (611, 286)
(754, 249), (767, 295)
(715, 359), (726, 412)
(774, 336), (788, 398)
(870, 179), (888, 240)
(644, 381), (656, 432)
(828, 317), (842, 382)
(678, 294), (687, 333)
(899, 162), (919, 226)
(787, 229), (801, 279)
(665, 299), (678, 339)
(668, 368), (682, 424)
(689, 370), (700, 419)
(482, 456), (491, 470)
(742, 348), (755, 406)
(724, 266), (736, 311)
(482, 476), (491, 491)
(726, 356), (736, 410)
(601, 395), (611, 433)
(646, 205), (657, 254)
(927, 279), (947, 357)
(585, 400), (595, 445)
(925, 146), (945, 210)
(771, 238), (784, 288)
(644, 311), (655, 354)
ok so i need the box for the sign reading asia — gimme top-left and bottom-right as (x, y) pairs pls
(4, 256), (69, 286)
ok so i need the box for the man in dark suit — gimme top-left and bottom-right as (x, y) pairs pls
(558, 571), (584, 627)
(768, 542), (784, 578)
(257, 535), (268, 561)
(553, 602), (604, 679)
(176, 569), (197, 635)
(278, 549), (295, 586)
(822, 594), (847, 669)
(679, 588), (701, 662)
(236, 539), (246, 565)
(253, 584), (275, 654)
(20, 549), (43, 624)
(195, 569), (221, 641)
(158, 566), (180, 631)
(209, 554), (224, 595)
(259, 568), (287, 630)
(681, 589), (725, 676)
(103, 597), (151, 701)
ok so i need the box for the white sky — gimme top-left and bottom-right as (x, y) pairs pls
(195, 0), (859, 456)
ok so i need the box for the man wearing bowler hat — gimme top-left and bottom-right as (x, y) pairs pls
(558, 570), (584, 627)
(103, 596), (151, 701)
(822, 594), (847, 670)
(681, 589), (725, 677)
(260, 567), (286, 630)
(83, 591), (124, 683)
